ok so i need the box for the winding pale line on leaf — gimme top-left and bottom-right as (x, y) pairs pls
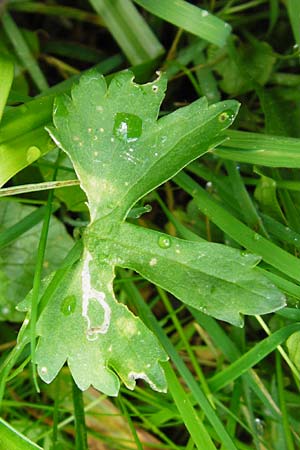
(81, 251), (111, 339)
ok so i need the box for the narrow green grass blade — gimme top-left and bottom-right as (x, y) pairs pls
(175, 172), (300, 283)
(216, 130), (300, 167)
(276, 352), (296, 450)
(89, 0), (164, 65)
(72, 379), (88, 450)
(0, 417), (42, 450)
(163, 363), (217, 450)
(0, 204), (50, 249)
(192, 310), (282, 419)
(224, 160), (267, 235)
(0, 54), (14, 123)
(134, 0), (231, 47)
(1, 12), (48, 92)
(125, 279), (238, 450)
(208, 323), (300, 392)
(286, 0), (300, 47)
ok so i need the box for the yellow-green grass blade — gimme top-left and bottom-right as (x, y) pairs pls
(1, 12), (48, 92)
(0, 54), (14, 123)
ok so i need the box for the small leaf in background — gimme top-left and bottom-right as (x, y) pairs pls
(210, 39), (276, 95)
(287, 331), (300, 371)
(254, 174), (286, 223)
(0, 201), (73, 321)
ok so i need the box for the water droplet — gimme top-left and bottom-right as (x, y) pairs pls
(40, 366), (48, 375)
(26, 146), (41, 164)
(253, 233), (261, 241)
(61, 295), (77, 316)
(1, 306), (10, 315)
(202, 10), (208, 17)
(158, 236), (171, 249)
(113, 112), (142, 143)
(254, 418), (264, 436)
(205, 181), (213, 191)
(218, 109), (236, 124)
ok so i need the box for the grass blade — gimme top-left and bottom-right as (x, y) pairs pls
(125, 278), (238, 450)
(208, 323), (300, 392)
(1, 12), (48, 92)
(134, 0), (231, 47)
(0, 54), (14, 122)
(89, 0), (164, 64)
(163, 363), (217, 450)
(175, 171), (300, 283)
(216, 130), (300, 168)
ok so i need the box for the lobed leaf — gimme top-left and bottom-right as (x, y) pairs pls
(47, 68), (239, 222)
(92, 222), (286, 327)
(34, 69), (286, 395)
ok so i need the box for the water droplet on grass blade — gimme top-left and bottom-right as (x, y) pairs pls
(113, 112), (142, 143)
(158, 236), (171, 249)
(61, 295), (77, 316)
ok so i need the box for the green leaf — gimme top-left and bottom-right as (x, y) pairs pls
(0, 201), (73, 321)
(287, 331), (300, 371)
(47, 68), (239, 222)
(36, 68), (285, 395)
(98, 222), (285, 327)
(21, 250), (168, 395)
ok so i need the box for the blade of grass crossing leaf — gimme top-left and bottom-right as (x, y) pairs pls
(208, 323), (300, 392)
(0, 55), (14, 123)
(163, 363), (217, 450)
(286, 0), (300, 47)
(154, 192), (205, 241)
(124, 277), (238, 450)
(89, 0), (164, 65)
(175, 171), (300, 282)
(275, 352), (296, 450)
(133, 0), (231, 47)
(30, 156), (60, 390)
(72, 379), (88, 450)
(1, 12), (48, 92)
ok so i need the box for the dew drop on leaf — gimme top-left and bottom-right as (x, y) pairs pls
(26, 146), (41, 164)
(218, 109), (236, 124)
(60, 295), (77, 316)
(113, 112), (142, 143)
(158, 236), (171, 249)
